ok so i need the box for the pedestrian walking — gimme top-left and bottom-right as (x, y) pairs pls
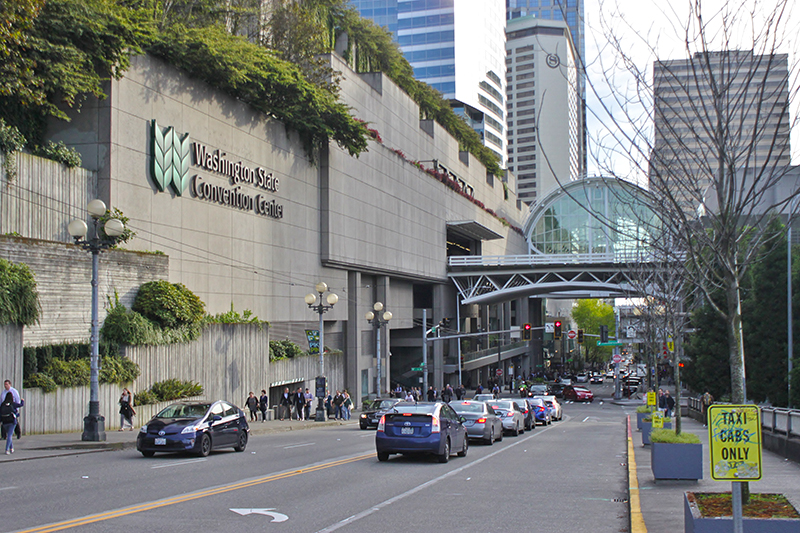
(118, 388), (136, 431)
(426, 386), (436, 402)
(245, 391), (259, 422)
(455, 384), (464, 401)
(332, 390), (344, 420)
(657, 389), (665, 411)
(1, 380), (22, 440)
(665, 390), (675, 418)
(325, 390), (333, 417)
(279, 387), (292, 421)
(1, 382), (23, 455)
(259, 390), (269, 422)
(304, 388), (314, 420)
(701, 391), (714, 426)
(294, 387), (306, 420)
(343, 391), (352, 420)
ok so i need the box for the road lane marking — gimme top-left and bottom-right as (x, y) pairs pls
(283, 442), (315, 449)
(627, 415), (647, 532)
(150, 458), (207, 469)
(14, 452), (374, 533)
(317, 424), (556, 533)
(0, 486), (18, 491)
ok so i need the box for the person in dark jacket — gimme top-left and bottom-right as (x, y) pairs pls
(664, 390), (675, 418)
(245, 391), (259, 422)
(332, 390), (345, 420)
(279, 387), (292, 421)
(294, 387), (306, 420)
(258, 390), (269, 422)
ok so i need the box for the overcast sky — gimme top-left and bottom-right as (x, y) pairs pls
(581, 0), (800, 180)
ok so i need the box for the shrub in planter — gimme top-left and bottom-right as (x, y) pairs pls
(651, 430), (702, 480)
(684, 492), (800, 532)
(641, 417), (672, 445)
(636, 405), (651, 430)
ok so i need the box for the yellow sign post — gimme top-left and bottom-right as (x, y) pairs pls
(707, 404), (762, 481)
(646, 391), (656, 407)
(651, 412), (663, 429)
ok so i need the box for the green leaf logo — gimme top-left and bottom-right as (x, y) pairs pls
(170, 132), (191, 196)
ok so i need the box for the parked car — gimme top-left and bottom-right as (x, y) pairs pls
(534, 395), (563, 421)
(511, 398), (535, 431)
(589, 373), (604, 384)
(606, 370), (615, 379)
(486, 399), (526, 436)
(472, 393), (496, 402)
(576, 372), (589, 383)
(549, 382), (566, 398)
(375, 402), (468, 463)
(451, 400), (504, 445)
(528, 397), (551, 425)
(527, 383), (551, 397)
(137, 400), (249, 457)
(360, 398), (404, 430)
(562, 385), (594, 402)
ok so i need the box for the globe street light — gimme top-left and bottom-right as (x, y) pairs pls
(305, 282), (338, 421)
(365, 302), (392, 397)
(68, 199), (126, 441)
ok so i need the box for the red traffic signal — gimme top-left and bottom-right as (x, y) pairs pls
(522, 323), (532, 341)
(554, 320), (562, 340)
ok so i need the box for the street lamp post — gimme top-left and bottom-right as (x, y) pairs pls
(365, 302), (392, 397)
(68, 199), (125, 442)
(305, 282), (338, 421)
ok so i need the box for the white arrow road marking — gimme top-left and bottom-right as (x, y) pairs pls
(230, 508), (289, 522)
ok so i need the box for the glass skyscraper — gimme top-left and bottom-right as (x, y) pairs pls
(351, 0), (508, 165)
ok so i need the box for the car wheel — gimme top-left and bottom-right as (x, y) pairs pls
(437, 439), (450, 463)
(377, 452), (390, 462)
(198, 433), (212, 457)
(233, 431), (248, 452)
(457, 438), (468, 457)
(140, 450), (155, 458)
(485, 428), (494, 445)
(360, 423), (368, 430)
(513, 423), (520, 436)
(496, 428), (503, 441)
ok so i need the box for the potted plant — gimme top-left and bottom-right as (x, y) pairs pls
(684, 492), (800, 532)
(650, 429), (702, 480)
(636, 405), (651, 430)
(641, 416), (672, 445)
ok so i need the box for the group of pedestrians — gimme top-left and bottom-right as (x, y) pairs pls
(244, 390), (271, 422)
(1, 380), (24, 455)
(657, 388), (676, 418)
(276, 386), (320, 421)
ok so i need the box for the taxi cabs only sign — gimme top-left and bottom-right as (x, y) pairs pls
(707, 404), (762, 481)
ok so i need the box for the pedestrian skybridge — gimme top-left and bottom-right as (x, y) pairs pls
(448, 177), (661, 305)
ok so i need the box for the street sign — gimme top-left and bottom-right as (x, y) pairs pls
(708, 404), (762, 481)
(496, 369), (502, 377)
(597, 341), (623, 347)
(567, 330), (576, 339)
(411, 366), (422, 372)
(651, 412), (664, 429)
(612, 353), (622, 364)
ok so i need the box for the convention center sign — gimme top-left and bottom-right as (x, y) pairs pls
(150, 120), (284, 219)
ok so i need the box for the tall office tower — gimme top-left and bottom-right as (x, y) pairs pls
(506, 0), (586, 175)
(351, 0), (508, 165)
(506, 17), (582, 205)
(651, 51), (791, 210)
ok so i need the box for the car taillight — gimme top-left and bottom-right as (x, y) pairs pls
(477, 418), (486, 423)
(431, 415), (440, 433)
(377, 415), (385, 432)
(523, 409), (529, 414)
(506, 412), (514, 418)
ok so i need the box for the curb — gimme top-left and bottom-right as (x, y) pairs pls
(627, 414), (647, 533)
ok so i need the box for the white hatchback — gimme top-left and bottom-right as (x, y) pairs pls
(534, 395), (563, 421)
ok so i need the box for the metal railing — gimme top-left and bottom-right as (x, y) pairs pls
(687, 397), (799, 438)
(461, 340), (528, 363)
(448, 252), (666, 268)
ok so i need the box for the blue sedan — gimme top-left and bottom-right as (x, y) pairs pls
(137, 400), (250, 457)
(375, 402), (468, 463)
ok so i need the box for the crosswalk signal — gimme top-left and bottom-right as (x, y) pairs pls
(522, 323), (532, 341)
(577, 329), (584, 344)
(554, 320), (562, 340)
(600, 325), (609, 343)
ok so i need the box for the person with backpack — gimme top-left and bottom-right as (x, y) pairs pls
(1, 380), (24, 454)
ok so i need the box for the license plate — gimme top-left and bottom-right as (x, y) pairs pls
(155, 438), (166, 445)
(401, 427), (414, 435)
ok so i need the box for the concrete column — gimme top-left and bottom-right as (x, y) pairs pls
(376, 275), (389, 396)
(346, 271), (361, 406)
(433, 284), (446, 391)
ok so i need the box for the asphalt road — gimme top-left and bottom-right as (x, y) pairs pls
(1, 386), (629, 533)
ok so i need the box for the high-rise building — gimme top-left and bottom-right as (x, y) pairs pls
(651, 51), (791, 208)
(506, 17), (582, 205)
(351, 0), (508, 165)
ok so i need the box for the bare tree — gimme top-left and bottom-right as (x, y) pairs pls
(584, 0), (800, 410)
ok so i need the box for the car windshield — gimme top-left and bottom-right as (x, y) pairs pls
(390, 403), (436, 415)
(372, 400), (399, 410)
(156, 403), (211, 419)
(453, 402), (484, 413)
(529, 398), (545, 406)
(487, 401), (514, 410)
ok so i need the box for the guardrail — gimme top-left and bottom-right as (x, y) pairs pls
(447, 252), (675, 268)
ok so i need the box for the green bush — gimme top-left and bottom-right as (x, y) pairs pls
(643, 416), (673, 423)
(636, 405), (652, 413)
(650, 429), (701, 444)
(31, 141), (81, 167)
(0, 257), (41, 326)
(101, 299), (201, 346)
(206, 303), (266, 326)
(23, 373), (57, 393)
(99, 356), (140, 384)
(149, 378), (203, 402)
(269, 339), (305, 361)
(45, 358), (90, 387)
(132, 281), (205, 329)
(133, 390), (156, 406)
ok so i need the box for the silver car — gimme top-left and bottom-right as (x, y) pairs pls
(451, 400), (504, 445)
(472, 393), (495, 402)
(534, 394), (563, 421)
(486, 399), (526, 436)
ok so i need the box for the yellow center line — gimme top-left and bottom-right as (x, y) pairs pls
(627, 415), (647, 533)
(16, 453), (374, 533)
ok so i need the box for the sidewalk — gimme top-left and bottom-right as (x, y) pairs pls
(628, 413), (800, 532)
(0, 414), (358, 463)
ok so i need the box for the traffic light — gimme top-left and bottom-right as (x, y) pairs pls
(554, 320), (562, 340)
(522, 323), (532, 341)
(600, 325), (608, 343)
(577, 329), (584, 344)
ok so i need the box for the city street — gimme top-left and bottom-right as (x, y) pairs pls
(1, 387), (629, 533)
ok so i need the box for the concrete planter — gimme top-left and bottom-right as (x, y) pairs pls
(637, 411), (648, 430)
(641, 420), (672, 445)
(651, 442), (702, 480)
(684, 492), (800, 533)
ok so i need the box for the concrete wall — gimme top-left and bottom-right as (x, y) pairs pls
(0, 324), (23, 397)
